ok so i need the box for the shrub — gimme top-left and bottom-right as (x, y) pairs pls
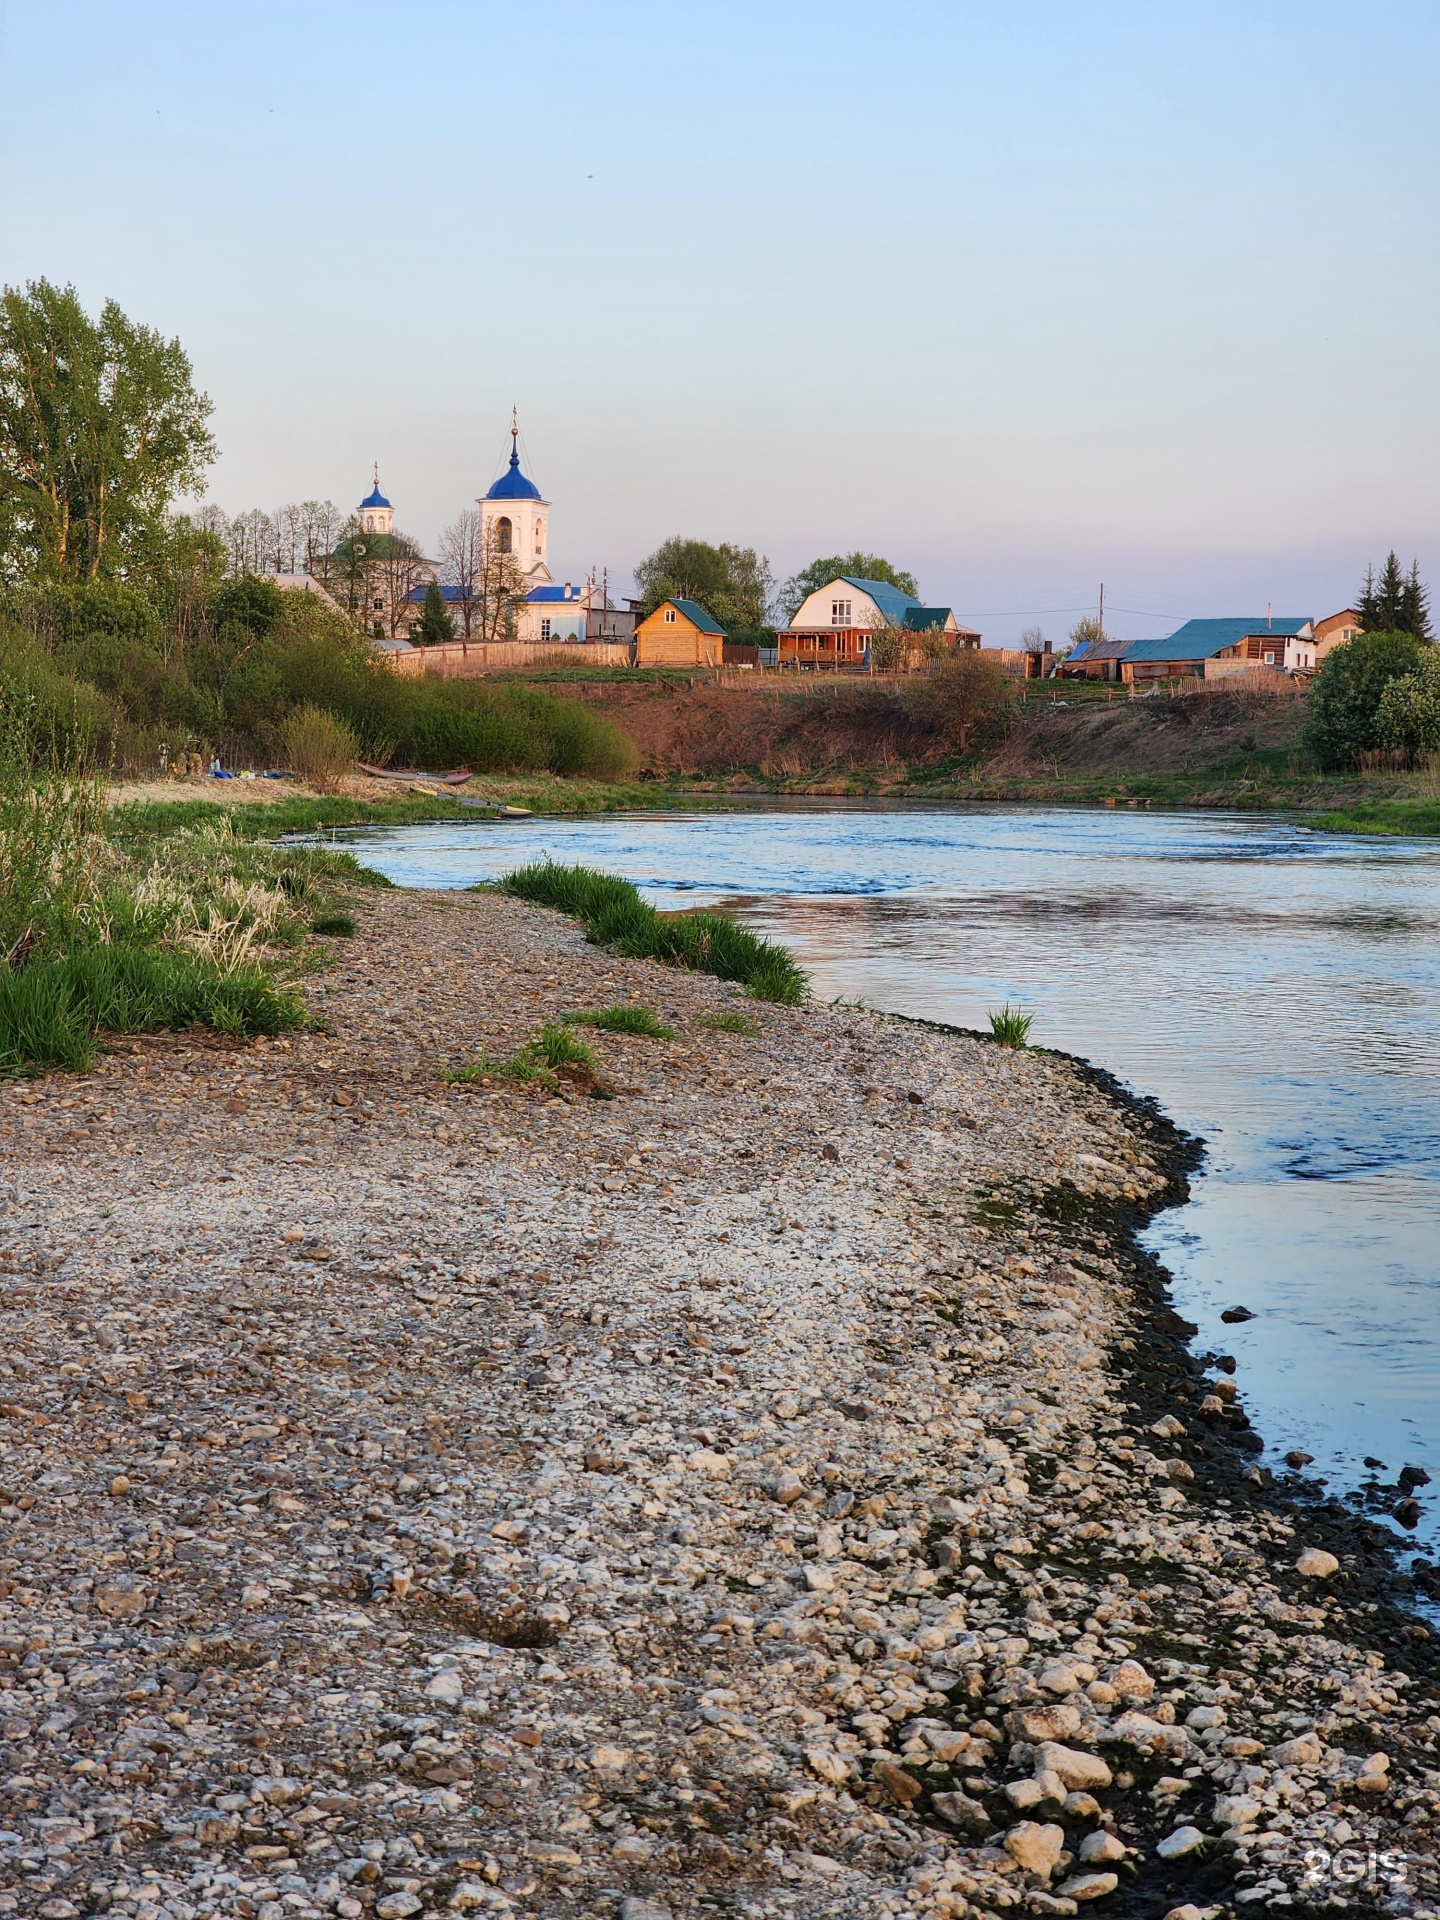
(1375, 648), (1440, 762)
(1303, 631), (1427, 769)
(281, 703), (358, 792)
(902, 651), (1013, 757)
(500, 860), (806, 1004)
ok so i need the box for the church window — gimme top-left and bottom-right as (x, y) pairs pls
(496, 517), (513, 554)
(373, 597), (383, 610)
(831, 598), (852, 626)
(541, 618), (552, 641)
(663, 607), (676, 624)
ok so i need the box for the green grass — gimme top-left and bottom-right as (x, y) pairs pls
(987, 1004), (1034, 1049)
(106, 794), (475, 841)
(697, 1011), (762, 1035)
(563, 1004), (676, 1039)
(1309, 797), (1440, 837)
(444, 1020), (609, 1096)
(497, 860), (806, 1005)
(310, 912), (357, 936)
(0, 944), (307, 1076)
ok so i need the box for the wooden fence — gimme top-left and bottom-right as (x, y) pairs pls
(384, 639), (635, 678)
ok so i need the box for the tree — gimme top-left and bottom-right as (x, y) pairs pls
(1303, 630), (1427, 768)
(438, 508), (484, 639)
(634, 536), (775, 629)
(473, 520), (530, 643)
(0, 279), (215, 580)
(415, 579), (456, 647)
(1375, 648), (1440, 762)
(778, 553), (919, 624)
(374, 533), (429, 640)
(1359, 551), (1432, 640)
(1067, 614), (1105, 652)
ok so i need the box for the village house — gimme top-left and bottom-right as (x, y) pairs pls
(1313, 608), (1363, 661)
(634, 598), (725, 667)
(777, 576), (980, 670)
(1117, 617), (1315, 684)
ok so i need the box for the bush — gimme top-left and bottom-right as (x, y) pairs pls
(1303, 631), (1427, 769)
(1375, 648), (1440, 762)
(499, 860), (806, 1003)
(902, 651), (1013, 756)
(281, 703), (358, 791)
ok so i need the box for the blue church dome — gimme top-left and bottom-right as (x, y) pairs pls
(486, 431), (541, 502)
(361, 481), (391, 509)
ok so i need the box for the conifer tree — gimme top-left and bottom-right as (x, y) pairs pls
(416, 579), (455, 646)
(1358, 551), (1432, 639)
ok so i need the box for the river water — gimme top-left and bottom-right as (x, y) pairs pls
(331, 803), (1440, 1556)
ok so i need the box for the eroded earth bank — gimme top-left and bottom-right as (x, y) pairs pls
(0, 889), (1436, 1920)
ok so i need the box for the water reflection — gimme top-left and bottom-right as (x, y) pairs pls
(334, 803), (1440, 1553)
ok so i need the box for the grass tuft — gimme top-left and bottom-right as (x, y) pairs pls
(310, 912), (357, 937)
(987, 1004), (1034, 1049)
(499, 860), (805, 1004)
(0, 945), (307, 1077)
(697, 1011), (762, 1035)
(564, 1004), (675, 1039)
(445, 1021), (609, 1096)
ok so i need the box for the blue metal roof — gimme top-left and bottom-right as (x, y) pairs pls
(904, 606), (953, 632)
(527, 584), (582, 603)
(360, 483), (391, 509)
(485, 442), (542, 501)
(406, 584), (465, 603)
(1123, 617), (1310, 663)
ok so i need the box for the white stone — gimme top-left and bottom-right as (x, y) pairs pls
(1057, 1872), (1119, 1901)
(1034, 1741), (1113, 1791)
(1156, 1826), (1205, 1860)
(1005, 1820), (1066, 1879)
(1295, 1547), (1339, 1578)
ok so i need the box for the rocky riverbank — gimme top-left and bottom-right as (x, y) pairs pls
(0, 887), (1435, 1920)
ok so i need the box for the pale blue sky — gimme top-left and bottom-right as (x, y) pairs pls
(3, 1), (1438, 639)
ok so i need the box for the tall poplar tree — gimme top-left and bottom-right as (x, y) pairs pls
(0, 279), (215, 580)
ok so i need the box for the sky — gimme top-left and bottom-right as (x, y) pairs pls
(3, 0), (1439, 642)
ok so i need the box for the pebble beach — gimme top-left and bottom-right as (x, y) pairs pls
(0, 885), (1435, 1920)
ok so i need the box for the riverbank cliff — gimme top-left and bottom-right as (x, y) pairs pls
(0, 888), (1435, 1920)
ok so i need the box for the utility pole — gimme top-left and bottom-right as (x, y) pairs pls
(1098, 583), (1105, 637)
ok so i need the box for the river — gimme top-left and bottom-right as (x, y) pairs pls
(329, 802), (1440, 1558)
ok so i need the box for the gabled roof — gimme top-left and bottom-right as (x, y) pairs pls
(904, 606), (953, 632)
(662, 597), (725, 634)
(527, 584), (584, 603)
(1124, 617), (1311, 663)
(837, 575), (922, 624)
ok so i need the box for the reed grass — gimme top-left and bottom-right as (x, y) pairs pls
(499, 861), (805, 1004)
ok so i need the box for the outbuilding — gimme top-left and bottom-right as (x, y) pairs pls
(634, 598), (725, 667)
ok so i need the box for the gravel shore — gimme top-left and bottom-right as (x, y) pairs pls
(0, 887), (1435, 1920)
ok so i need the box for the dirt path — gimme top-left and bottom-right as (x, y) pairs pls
(0, 892), (1434, 1920)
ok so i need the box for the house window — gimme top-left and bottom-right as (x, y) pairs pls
(541, 618), (552, 641)
(831, 598), (852, 625)
(496, 517), (513, 554)
(663, 608), (676, 624)
(373, 597), (383, 610)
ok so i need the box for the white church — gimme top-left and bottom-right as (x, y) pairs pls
(367, 419), (598, 645)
